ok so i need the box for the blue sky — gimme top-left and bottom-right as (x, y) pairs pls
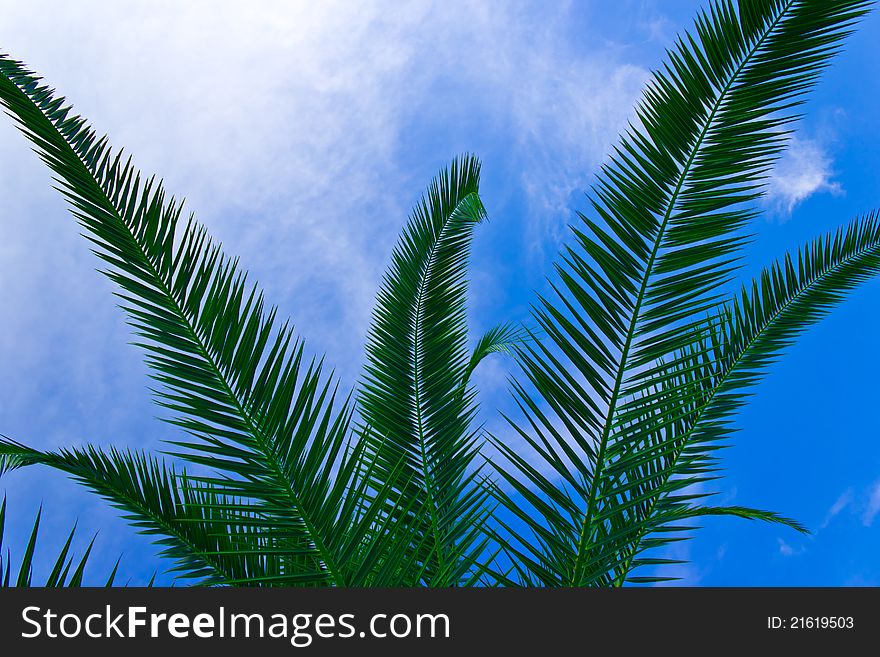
(1, 0), (879, 586)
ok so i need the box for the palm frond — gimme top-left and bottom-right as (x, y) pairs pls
(461, 322), (531, 392)
(358, 155), (497, 585)
(0, 437), (284, 584)
(0, 496), (109, 587)
(609, 213), (880, 583)
(497, 0), (871, 586)
(1, 0), (876, 589)
(0, 54), (407, 586)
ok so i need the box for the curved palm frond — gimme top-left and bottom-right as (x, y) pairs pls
(609, 213), (880, 583)
(0, 0), (876, 590)
(0, 54), (412, 586)
(461, 322), (532, 393)
(358, 155), (500, 586)
(496, 0), (872, 586)
(0, 437), (289, 584)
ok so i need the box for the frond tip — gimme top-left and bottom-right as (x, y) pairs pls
(1, 0), (878, 589)
(0, 496), (115, 587)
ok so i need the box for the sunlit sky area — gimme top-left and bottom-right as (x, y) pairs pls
(2, 0), (879, 585)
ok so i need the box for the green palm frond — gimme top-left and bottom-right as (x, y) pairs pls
(609, 213), (880, 583)
(461, 322), (531, 393)
(1, 0), (877, 590)
(0, 437), (286, 584)
(0, 496), (113, 587)
(496, 0), (872, 586)
(358, 155), (499, 586)
(0, 54), (412, 587)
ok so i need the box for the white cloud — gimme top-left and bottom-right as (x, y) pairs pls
(653, 541), (703, 586)
(861, 481), (880, 527)
(636, 2), (678, 44)
(652, 534), (728, 586)
(765, 135), (843, 216)
(777, 537), (805, 557)
(718, 486), (738, 505)
(820, 487), (854, 530)
(0, 0), (649, 382)
(509, 60), (649, 248)
(844, 573), (878, 586)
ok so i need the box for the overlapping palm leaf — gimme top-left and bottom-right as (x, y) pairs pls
(1, 0), (879, 588)
(496, 0), (874, 586)
(0, 55), (416, 586)
(0, 438), (288, 584)
(608, 214), (880, 583)
(358, 155), (501, 586)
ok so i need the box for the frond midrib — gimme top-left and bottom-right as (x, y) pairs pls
(28, 449), (236, 584)
(410, 190), (480, 581)
(118, 211), (343, 586)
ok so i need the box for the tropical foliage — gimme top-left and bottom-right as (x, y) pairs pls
(0, 0), (876, 586)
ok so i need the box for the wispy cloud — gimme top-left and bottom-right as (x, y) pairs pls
(652, 535), (730, 586)
(844, 573), (878, 586)
(765, 135), (843, 216)
(777, 537), (806, 557)
(653, 541), (704, 586)
(814, 481), (880, 531)
(861, 480), (880, 527)
(635, 1), (679, 43)
(820, 487), (854, 530)
(0, 0), (650, 382)
(510, 59), (649, 247)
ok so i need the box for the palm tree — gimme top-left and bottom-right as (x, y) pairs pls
(0, 0), (876, 587)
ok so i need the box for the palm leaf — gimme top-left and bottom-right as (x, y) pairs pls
(0, 54), (410, 586)
(0, 437), (291, 584)
(608, 213), (880, 582)
(0, 496), (109, 587)
(358, 155), (498, 585)
(461, 322), (532, 394)
(496, 0), (871, 586)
